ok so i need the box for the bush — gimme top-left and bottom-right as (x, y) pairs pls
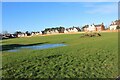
(80, 32), (101, 38)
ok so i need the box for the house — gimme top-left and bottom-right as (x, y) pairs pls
(109, 20), (120, 30)
(66, 27), (79, 33)
(17, 34), (22, 37)
(31, 32), (35, 36)
(94, 23), (105, 31)
(67, 28), (72, 32)
(82, 23), (105, 32)
(1, 33), (17, 39)
(109, 25), (118, 30)
(50, 30), (54, 34)
(82, 25), (89, 32)
(64, 29), (69, 33)
(54, 29), (59, 33)
(46, 31), (50, 34)
(42, 26), (79, 35)
(88, 24), (96, 32)
(72, 27), (78, 32)
(47, 29), (59, 34)
(17, 33), (27, 37)
(52, 30), (59, 34)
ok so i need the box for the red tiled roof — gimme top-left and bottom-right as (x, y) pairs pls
(94, 24), (104, 27)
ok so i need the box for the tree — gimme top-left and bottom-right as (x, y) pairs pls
(81, 25), (89, 31)
(59, 26), (65, 33)
(116, 26), (120, 29)
(25, 31), (31, 36)
(76, 27), (81, 32)
(14, 31), (22, 35)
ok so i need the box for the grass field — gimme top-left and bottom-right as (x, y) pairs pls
(1, 32), (118, 78)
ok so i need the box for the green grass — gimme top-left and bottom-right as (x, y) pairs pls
(1, 32), (118, 78)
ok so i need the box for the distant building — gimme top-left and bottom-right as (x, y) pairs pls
(66, 27), (80, 33)
(88, 24), (96, 32)
(94, 23), (105, 31)
(31, 32), (41, 36)
(82, 23), (105, 32)
(17, 33), (27, 37)
(109, 20), (120, 30)
(109, 25), (118, 30)
(54, 30), (59, 33)
(64, 29), (69, 33)
(82, 25), (88, 31)
(50, 30), (59, 34)
(72, 27), (78, 32)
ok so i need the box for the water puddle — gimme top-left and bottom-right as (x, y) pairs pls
(7, 44), (67, 52)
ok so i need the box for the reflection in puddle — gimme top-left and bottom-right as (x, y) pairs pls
(7, 44), (67, 52)
(7, 49), (18, 52)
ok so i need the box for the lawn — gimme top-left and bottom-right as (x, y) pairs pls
(1, 32), (118, 78)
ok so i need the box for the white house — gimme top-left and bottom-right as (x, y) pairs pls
(64, 29), (68, 33)
(54, 30), (59, 33)
(17, 33), (26, 37)
(46, 31), (50, 34)
(67, 27), (78, 33)
(109, 25), (118, 30)
(109, 20), (120, 30)
(67, 28), (71, 32)
(73, 28), (78, 32)
(31, 32), (41, 36)
(17, 34), (21, 37)
(39, 31), (42, 34)
(87, 24), (96, 31)
(50, 30), (54, 34)
(31, 33), (34, 36)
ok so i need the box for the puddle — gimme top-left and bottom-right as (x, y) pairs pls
(7, 49), (18, 52)
(7, 44), (67, 52)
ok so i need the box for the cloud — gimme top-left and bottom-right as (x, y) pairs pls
(84, 3), (118, 14)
